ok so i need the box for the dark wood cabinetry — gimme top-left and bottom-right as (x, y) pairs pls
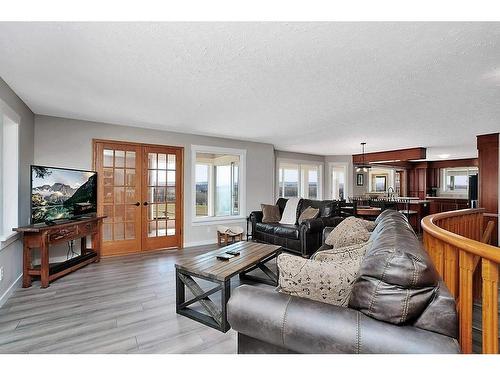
(427, 198), (470, 215)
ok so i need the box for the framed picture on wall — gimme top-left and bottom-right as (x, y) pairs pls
(356, 173), (364, 186)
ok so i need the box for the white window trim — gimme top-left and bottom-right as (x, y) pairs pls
(328, 162), (349, 200)
(0, 98), (20, 250)
(276, 158), (324, 200)
(191, 145), (247, 224)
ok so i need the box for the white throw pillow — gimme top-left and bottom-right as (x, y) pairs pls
(279, 197), (300, 225)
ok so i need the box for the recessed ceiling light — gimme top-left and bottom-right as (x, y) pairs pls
(438, 154), (450, 159)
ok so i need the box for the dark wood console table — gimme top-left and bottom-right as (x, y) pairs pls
(14, 216), (105, 288)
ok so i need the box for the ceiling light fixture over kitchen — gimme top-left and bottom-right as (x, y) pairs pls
(356, 142), (372, 172)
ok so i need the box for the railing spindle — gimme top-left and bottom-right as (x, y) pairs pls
(459, 250), (474, 354)
(481, 259), (499, 354)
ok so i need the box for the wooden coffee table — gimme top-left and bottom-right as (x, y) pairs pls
(175, 241), (281, 332)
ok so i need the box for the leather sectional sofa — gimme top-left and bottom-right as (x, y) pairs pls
(228, 210), (460, 354)
(249, 198), (343, 258)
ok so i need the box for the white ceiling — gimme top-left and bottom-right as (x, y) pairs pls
(1, 22), (500, 158)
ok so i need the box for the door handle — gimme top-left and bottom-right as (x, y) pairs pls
(143, 201), (149, 206)
(134, 202), (140, 206)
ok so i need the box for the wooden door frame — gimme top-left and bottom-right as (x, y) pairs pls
(92, 139), (184, 252)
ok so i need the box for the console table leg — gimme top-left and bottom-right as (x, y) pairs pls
(40, 237), (49, 288)
(81, 236), (87, 255)
(22, 242), (32, 288)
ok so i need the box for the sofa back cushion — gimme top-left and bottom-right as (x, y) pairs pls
(300, 199), (338, 218)
(348, 210), (454, 333)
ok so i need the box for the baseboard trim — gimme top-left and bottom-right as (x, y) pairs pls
(183, 239), (217, 248)
(0, 273), (22, 308)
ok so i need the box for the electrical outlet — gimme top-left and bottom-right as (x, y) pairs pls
(0, 267), (3, 282)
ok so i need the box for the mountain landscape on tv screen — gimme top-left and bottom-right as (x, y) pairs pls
(32, 167), (97, 223)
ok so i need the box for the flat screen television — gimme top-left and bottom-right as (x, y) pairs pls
(31, 165), (97, 224)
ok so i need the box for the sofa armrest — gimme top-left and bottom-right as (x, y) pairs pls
(300, 216), (343, 234)
(299, 217), (325, 234)
(249, 211), (263, 224)
(322, 226), (334, 245)
(227, 285), (460, 354)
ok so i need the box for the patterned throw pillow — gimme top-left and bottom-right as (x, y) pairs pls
(261, 204), (281, 223)
(311, 240), (372, 262)
(298, 206), (320, 224)
(277, 247), (368, 307)
(325, 216), (371, 248)
(361, 219), (377, 232)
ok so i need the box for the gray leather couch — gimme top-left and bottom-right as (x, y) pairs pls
(227, 210), (460, 354)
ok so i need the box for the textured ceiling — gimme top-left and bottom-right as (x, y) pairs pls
(1, 22), (500, 158)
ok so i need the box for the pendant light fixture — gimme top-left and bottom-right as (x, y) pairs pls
(356, 142), (371, 172)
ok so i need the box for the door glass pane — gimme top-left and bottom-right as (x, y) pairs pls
(103, 205), (113, 223)
(125, 188), (135, 204)
(103, 149), (113, 167)
(148, 153), (157, 169)
(148, 204), (158, 220)
(125, 206), (135, 221)
(168, 154), (176, 170)
(104, 187), (113, 203)
(125, 169), (135, 186)
(167, 171), (175, 186)
(125, 222), (135, 240)
(115, 150), (125, 168)
(167, 220), (175, 236)
(103, 223), (112, 241)
(157, 204), (167, 219)
(126, 151), (136, 168)
(157, 170), (167, 186)
(148, 187), (155, 204)
(103, 168), (113, 186)
(157, 220), (167, 236)
(166, 186), (175, 202)
(148, 221), (157, 237)
(114, 169), (124, 186)
(114, 223), (124, 240)
(158, 154), (167, 169)
(148, 170), (157, 186)
(114, 204), (125, 222)
(166, 203), (175, 219)
(155, 187), (166, 203)
(114, 187), (124, 204)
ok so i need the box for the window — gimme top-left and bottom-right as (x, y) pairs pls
(330, 164), (347, 200)
(442, 167), (478, 194)
(192, 145), (246, 223)
(0, 99), (20, 243)
(277, 160), (323, 199)
(368, 167), (394, 193)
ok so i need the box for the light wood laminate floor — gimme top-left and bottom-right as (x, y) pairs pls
(0, 244), (263, 354)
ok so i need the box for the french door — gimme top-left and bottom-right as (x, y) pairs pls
(94, 140), (183, 256)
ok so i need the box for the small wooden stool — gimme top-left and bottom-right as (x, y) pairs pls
(217, 231), (243, 246)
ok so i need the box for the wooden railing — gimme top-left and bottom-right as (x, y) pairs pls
(422, 208), (499, 354)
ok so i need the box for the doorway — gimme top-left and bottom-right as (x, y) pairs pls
(93, 140), (183, 256)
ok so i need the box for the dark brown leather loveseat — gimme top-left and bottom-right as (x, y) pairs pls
(228, 210), (460, 354)
(249, 198), (343, 258)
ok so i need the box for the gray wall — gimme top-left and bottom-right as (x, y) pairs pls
(0, 77), (34, 306)
(34, 115), (275, 249)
